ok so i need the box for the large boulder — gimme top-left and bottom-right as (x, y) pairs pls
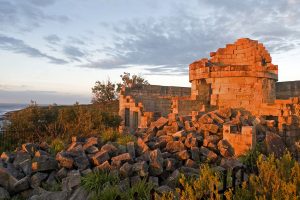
(132, 161), (148, 177)
(91, 150), (110, 166)
(164, 158), (177, 171)
(152, 117), (169, 130)
(13, 151), (31, 167)
(199, 123), (219, 134)
(184, 133), (198, 148)
(265, 132), (286, 158)
(31, 172), (48, 188)
(56, 152), (74, 169)
(19, 158), (32, 176)
(126, 142), (136, 158)
(0, 167), (18, 192)
(137, 138), (149, 155)
(111, 153), (132, 163)
(220, 158), (243, 170)
(22, 143), (39, 157)
(149, 149), (164, 176)
(69, 186), (90, 200)
(119, 162), (133, 177)
(165, 141), (185, 153)
(217, 139), (234, 157)
(29, 190), (70, 200)
(32, 156), (58, 172)
(62, 171), (81, 191)
(200, 147), (218, 163)
(13, 176), (30, 193)
(190, 147), (200, 162)
(100, 143), (118, 157)
(176, 150), (190, 160)
(0, 187), (10, 199)
(83, 137), (98, 150)
(73, 151), (90, 170)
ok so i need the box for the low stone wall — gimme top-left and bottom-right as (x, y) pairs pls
(223, 125), (256, 156)
(276, 81), (300, 99)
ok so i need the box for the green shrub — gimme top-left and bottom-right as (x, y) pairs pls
(91, 185), (121, 200)
(81, 170), (120, 193)
(3, 102), (120, 151)
(101, 128), (119, 143)
(239, 145), (261, 173)
(50, 138), (65, 154)
(226, 152), (300, 199)
(116, 134), (136, 145)
(121, 178), (154, 200)
(157, 164), (222, 200)
(155, 192), (177, 200)
(41, 181), (62, 192)
(176, 164), (222, 200)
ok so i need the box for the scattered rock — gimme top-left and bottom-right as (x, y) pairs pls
(149, 149), (164, 176)
(265, 132), (286, 158)
(132, 161), (148, 177)
(62, 172), (81, 191)
(166, 141), (185, 153)
(0, 187), (10, 199)
(32, 156), (58, 172)
(217, 140), (234, 157)
(56, 152), (74, 169)
(29, 190), (69, 200)
(91, 150), (110, 166)
(31, 172), (48, 188)
(200, 147), (218, 163)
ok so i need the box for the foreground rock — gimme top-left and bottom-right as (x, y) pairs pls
(0, 108), (291, 199)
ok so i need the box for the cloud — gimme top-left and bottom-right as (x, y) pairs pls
(0, 0), (69, 32)
(44, 34), (61, 44)
(0, 34), (67, 64)
(28, 0), (57, 7)
(63, 46), (86, 62)
(78, 0), (300, 75)
(80, 14), (234, 73)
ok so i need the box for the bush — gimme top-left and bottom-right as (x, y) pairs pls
(116, 134), (136, 145)
(101, 128), (119, 143)
(122, 179), (154, 200)
(176, 164), (222, 200)
(81, 170), (120, 194)
(50, 138), (65, 154)
(239, 145), (261, 173)
(157, 165), (222, 200)
(3, 102), (121, 150)
(82, 171), (155, 200)
(226, 152), (300, 199)
(41, 181), (62, 192)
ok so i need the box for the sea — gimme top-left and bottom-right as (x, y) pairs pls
(0, 103), (28, 129)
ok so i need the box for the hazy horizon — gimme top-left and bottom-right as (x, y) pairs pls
(1, 0), (300, 104)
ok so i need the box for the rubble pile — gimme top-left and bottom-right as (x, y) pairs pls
(0, 108), (290, 200)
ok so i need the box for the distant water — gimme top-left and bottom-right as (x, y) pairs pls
(0, 103), (27, 129)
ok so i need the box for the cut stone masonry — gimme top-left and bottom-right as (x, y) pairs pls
(119, 38), (300, 155)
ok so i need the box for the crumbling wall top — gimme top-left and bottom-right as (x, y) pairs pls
(189, 38), (278, 82)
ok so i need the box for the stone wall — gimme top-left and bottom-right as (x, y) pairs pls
(223, 125), (256, 156)
(189, 38), (278, 111)
(119, 85), (191, 130)
(276, 81), (300, 99)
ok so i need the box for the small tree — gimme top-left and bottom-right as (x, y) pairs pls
(91, 80), (117, 104)
(92, 72), (150, 103)
(117, 72), (149, 91)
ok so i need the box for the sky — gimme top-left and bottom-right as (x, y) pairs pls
(0, 0), (300, 105)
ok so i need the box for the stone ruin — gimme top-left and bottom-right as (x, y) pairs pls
(1, 38), (300, 199)
(0, 109), (282, 199)
(119, 38), (300, 156)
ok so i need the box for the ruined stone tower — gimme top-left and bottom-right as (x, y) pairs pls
(189, 38), (278, 111)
